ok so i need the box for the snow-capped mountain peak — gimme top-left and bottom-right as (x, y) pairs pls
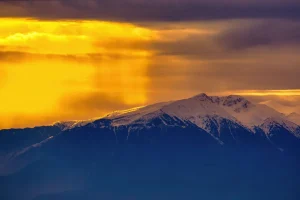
(1, 92), (300, 179)
(162, 94), (236, 121)
(52, 93), (299, 137)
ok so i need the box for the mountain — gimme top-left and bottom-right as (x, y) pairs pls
(0, 125), (63, 175)
(1, 93), (300, 200)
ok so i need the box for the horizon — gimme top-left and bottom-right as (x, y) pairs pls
(1, 1), (300, 129)
(2, 91), (299, 130)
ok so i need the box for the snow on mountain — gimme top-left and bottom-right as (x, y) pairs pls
(103, 93), (291, 131)
(260, 117), (300, 137)
(162, 93), (235, 120)
(161, 93), (241, 132)
(54, 119), (100, 130)
(287, 112), (300, 125)
(106, 102), (172, 126)
(53, 121), (77, 130)
(223, 101), (286, 128)
(54, 93), (299, 137)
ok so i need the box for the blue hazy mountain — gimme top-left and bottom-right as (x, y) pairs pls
(1, 94), (300, 200)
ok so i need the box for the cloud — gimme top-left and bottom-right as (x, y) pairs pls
(1, 0), (300, 22)
(0, 51), (147, 64)
(2, 18), (300, 95)
(147, 54), (300, 98)
(141, 19), (300, 101)
(0, 51), (28, 63)
(253, 95), (300, 115)
(60, 92), (132, 113)
(146, 20), (300, 58)
(57, 92), (138, 122)
(218, 20), (300, 50)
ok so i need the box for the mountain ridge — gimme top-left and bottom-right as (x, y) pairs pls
(2, 93), (299, 155)
(1, 93), (299, 166)
(2, 93), (295, 132)
(54, 93), (297, 134)
(1, 93), (300, 200)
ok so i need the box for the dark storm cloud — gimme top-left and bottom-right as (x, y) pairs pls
(1, 0), (300, 21)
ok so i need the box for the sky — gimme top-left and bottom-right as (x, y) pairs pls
(0, 0), (300, 129)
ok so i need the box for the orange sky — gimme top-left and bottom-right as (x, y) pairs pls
(1, 18), (300, 129)
(0, 18), (154, 128)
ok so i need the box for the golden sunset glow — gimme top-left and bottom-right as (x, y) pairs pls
(0, 18), (154, 128)
(0, 18), (154, 54)
(1, 17), (300, 129)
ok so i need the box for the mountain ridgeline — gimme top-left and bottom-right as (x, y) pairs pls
(1, 94), (300, 200)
